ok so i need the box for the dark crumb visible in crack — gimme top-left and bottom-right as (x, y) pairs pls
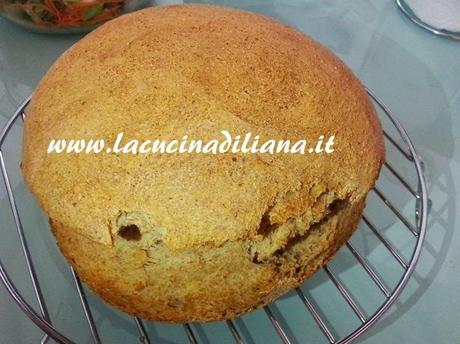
(328, 198), (348, 213)
(250, 196), (350, 266)
(118, 224), (142, 241)
(257, 208), (278, 235)
(251, 252), (262, 264)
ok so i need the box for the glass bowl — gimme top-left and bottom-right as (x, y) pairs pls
(0, 0), (150, 34)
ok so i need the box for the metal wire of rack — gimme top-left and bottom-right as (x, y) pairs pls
(0, 88), (429, 344)
(396, 0), (460, 41)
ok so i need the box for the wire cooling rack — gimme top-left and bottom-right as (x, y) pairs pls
(0, 89), (429, 344)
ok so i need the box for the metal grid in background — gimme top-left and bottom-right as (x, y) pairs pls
(0, 89), (429, 344)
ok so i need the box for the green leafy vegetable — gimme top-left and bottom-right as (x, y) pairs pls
(83, 4), (103, 21)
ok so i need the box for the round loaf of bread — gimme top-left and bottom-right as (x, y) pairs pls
(22, 4), (384, 322)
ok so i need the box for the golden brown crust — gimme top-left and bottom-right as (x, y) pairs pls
(51, 197), (365, 322)
(22, 4), (384, 322)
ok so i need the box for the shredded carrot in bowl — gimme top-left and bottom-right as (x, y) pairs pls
(3, 0), (125, 27)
